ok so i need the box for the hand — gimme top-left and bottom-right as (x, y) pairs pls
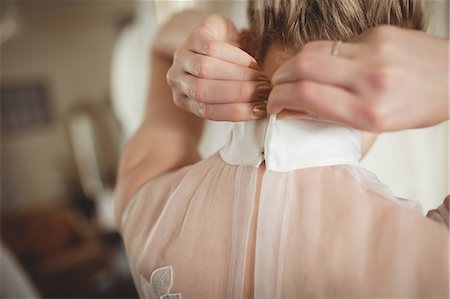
(268, 26), (449, 132)
(167, 14), (271, 122)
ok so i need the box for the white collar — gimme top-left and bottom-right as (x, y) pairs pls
(219, 115), (361, 172)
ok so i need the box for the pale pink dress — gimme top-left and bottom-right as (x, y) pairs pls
(119, 116), (449, 299)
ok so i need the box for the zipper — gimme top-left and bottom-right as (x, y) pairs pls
(260, 115), (275, 166)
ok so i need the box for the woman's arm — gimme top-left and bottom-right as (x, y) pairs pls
(426, 195), (449, 229)
(115, 10), (211, 223)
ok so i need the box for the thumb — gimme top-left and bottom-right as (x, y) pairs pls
(201, 14), (239, 44)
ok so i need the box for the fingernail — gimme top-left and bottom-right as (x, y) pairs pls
(253, 101), (267, 118)
(257, 83), (272, 91)
(249, 61), (259, 70)
(257, 74), (270, 81)
(255, 84), (272, 101)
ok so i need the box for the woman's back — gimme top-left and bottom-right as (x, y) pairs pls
(120, 117), (448, 298)
(118, 0), (449, 297)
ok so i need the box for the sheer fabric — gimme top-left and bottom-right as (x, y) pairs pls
(120, 117), (449, 298)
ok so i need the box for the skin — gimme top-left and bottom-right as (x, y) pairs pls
(115, 11), (271, 223)
(166, 14), (271, 121)
(263, 45), (379, 154)
(115, 11), (210, 221)
(167, 12), (380, 153)
(115, 11), (449, 223)
(168, 19), (449, 131)
(269, 26), (450, 132)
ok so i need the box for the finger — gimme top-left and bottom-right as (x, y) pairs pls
(301, 40), (361, 58)
(276, 110), (349, 127)
(180, 51), (266, 80)
(177, 74), (272, 104)
(184, 97), (207, 119)
(200, 14), (237, 43)
(272, 52), (362, 90)
(204, 101), (267, 121)
(190, 30), (258, 68)
(176, 94), (267, 121)
(173, 92), (203, 116)
(268, 81), (364, 127)
(277, 110), (316, 120)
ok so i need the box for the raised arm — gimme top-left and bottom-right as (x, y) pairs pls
(115, 10), (211, 223)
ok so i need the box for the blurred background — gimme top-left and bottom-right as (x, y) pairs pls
(0, 0), (448, 298)
(1, 0), (136, 298)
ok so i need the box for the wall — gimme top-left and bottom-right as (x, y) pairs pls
(1, 1), (134, 211)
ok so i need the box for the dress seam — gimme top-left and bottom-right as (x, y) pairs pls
(275, 173), (292, 299)
(227, 166), (241, 299)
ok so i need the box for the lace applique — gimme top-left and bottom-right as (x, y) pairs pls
(139, 266), (181, 299)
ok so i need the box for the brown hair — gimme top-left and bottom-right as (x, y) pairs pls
(248, 0), (426, 60)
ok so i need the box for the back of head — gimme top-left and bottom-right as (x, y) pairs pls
(248, 0), (426, 60)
